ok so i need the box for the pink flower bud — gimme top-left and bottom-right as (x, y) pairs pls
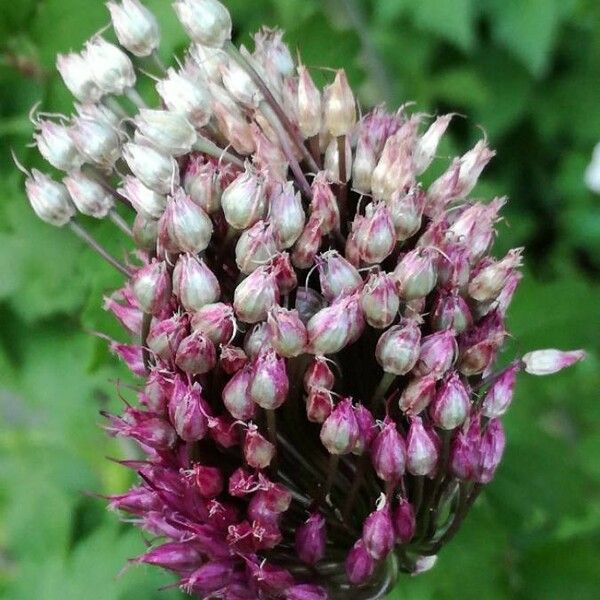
(370, 419), (406, 482)
(147, 314), (188, 360)
(305, 388), (334, 423)
(320, 398), (359, 455)
(191, 302), (235, 345)
(393, 248), (438, 300)
(406, 416), (439, 476)
(254, 481), (292, 513)
(183, 157), (223, 214)
(56, 52), (102, 102)
(213, 100), (255, 155)
(431, 288), (472, 334)
(267, 307), (307, 358)
(35, 120), (83, 172)
(141, 369), (170, 413)
(243, 425), (275, 470)
(252, 124), (288, 180)
(324, 136), (352, 183)
(414, 330), (457, 380)
(413, 114), (453, 174)
(324, 69), (356, 137)
(270, 182), (306, 249)
(173, 253), (220, 312)
(135, 542), (203, 572)
(175, 330), (217, 374)
(105, 407), (176, 449)
(310, 173), (340, 235)
(135, 109), (197, 157)
(450, 416), (480, 480)
(107, 0), (160, 57)
(25, 170), (75, 227)
(248, 348), (289, 410)
(307, 297), (351, 355)
(482, 364), (519, 418)
(110, 342), (146, 376)
(362, 498), (395, 560)
(118, 176), (166, 219)
(168, 379), (209, 442)
(399, 375), (436, 415)
(430, 372), (470, 430)
(173, 0), (232, 47)
(243, 322), (272, 360)
(69, 116), (121, 168)
(297, 65), (322, 138)
(437, 246), (471, 290)
(228, 468), (259, 497)
(63, 171), (113, 218)
(108, 486), (161, 515)
(353, 404), (377, 455)
(209, 414), (241, 448)
(221, 168), (267, 229)
(122, 142), (178, 194)
(193, 464), (224, 498)
(84, 37), (136, 95)
(375, 321), (422, 375)
(220, 344), (248, 375)
(343, 292), (366, 345)
(183, 559), (237, 594)
(458, 311), (505, 376)
(295, 513), (326, 565)
(235, 221), (277, 274)
(222, 365), (256, 421)
(345, 540), (375, 585)
(356, 202), (396, 264)
(317, 250), (363, 302)
(131, 260), (171, 315)
(393, 498), (416, 544)
(291, 214), (324, 269)
(476, 418), (505, 484)
(522, 349), (586, 376)
(468, 248), (523, 303)
(285, 585), (328, 600)
(233, 266), (279, 323)
(270, 252), (298, 295)
(303, 356), (335, 392)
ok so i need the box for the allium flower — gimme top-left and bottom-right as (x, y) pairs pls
(18, 1), (586, 597)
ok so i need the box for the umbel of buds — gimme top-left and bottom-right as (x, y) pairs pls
(18, 1), (586, 598)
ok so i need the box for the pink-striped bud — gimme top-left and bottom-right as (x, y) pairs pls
(271, 252), (298, 295)
(406, 416), (439, 476)
(370, 419), (406, 482)
(168, 379), (209, 442)
(147, 314), (188, 360)
(25, 170), (75, 227)
(450, 416), (481, 480)
(190, 302), (235, 345)
(399, 375), (437, 415)
(324, 69), (356, 137)
(482, 364), (519, 418)
(270, 182), (306, 249)
(320, 398), (359, 455)
(35, 120), (83, 172)
(291, 214), (324, 269)
(122, 142), (178, 194)
(468, 248), (523, 302)
(184, 157), (222, 214)
(362, 497), (395, 560)
(393, 498), (416, 544)
(307, 297), (352, 355)
(414, 330), (457, 380)
(296, 513), (326, 565)
(310, 173), (340, 234)
(84, 37), (135, 95)
(56, 52), (102, 103)
(345, 540), (375, 585)
(248, 349), (289, 410)
(476, 418), (505, 484)
(317, 250), (363, 302)
(193, 464), (223, 498)
(305, 388), (334, 423)
(108, 0), (159, 57)
(213, 100), (255, 155)
(141, 369), (170, 413)
(244, 322), (273, 360)
(432, 289), (472, 334)
(243, 426), (275, 470)
(135, 542), (203, 572)
(135, 109), (197, 157)
(303, 356), (335, 392)
(222, 366), (256, 421)
(173, 253), (220, 311)
(235, 221), (277, 274)
(345, 293), (366, 345)
(393, 248), (438, 300)
(387, 187), (425, 241)
(437, 246), (471, 290)
(297, 65), (322, 138)
(430, 372), (470, 430)
(63, 172), (113, 218)
(522, 349), (586, 376)
(268, 307), (307, 358)
(356, 202), (396, 264)
(219, 344), (248, 375)
(173, 0), (232, 47)
(221, 168), (267, 229)
(413, 114), (453, 174)
(131, 260), (171, 315)
(175, 330), (217, 374)
(233, 266), (279, 323)
(70, 116), (121, 168)
(119, 176), (166, 220)
(375, 321), (422, 375)
(458, 311), (505, 376)
(353, 404), (377, 455)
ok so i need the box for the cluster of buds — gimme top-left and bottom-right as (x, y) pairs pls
(20, 1), (585, 598)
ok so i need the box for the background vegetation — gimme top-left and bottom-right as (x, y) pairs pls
(0, 0), (598, 598)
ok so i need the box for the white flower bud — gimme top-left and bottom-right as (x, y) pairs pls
(523, 349), (586, 376)
(221, 167), (267, 229)
(84, 38), (136, 95)
(118, 175), (167, 219)
(56, 53), (102, 103)
(324, 136), (352, 183)
(307, 297), (351, 356)
(233, 266), (279, 323)
(74, 102), (121, 130)
(297, 65), (321, 138)
(270, 182), (305, 249)
(34, 121), (83, 172)
(220, 58), (261, 106)
(183, 159), (222, 214)
(356, 202), (396, 264)
(25, 170), (76, 227)
(413, 114), (453, 175)
(107, 0), (160, 57)
(122, 142), (179, 194)
(324, 70), (356, 137)
(134, 109), (197, 156)
(63, 171), (114, 218)
(70, 117), (121, 168)
(352, 137), (377, 195)
(156, 68), (212, 127)
(190, 43), (228, 82)
(173, 0), (232, 48)
(173, 253), (221, 311)
(235, 221), (277, 274)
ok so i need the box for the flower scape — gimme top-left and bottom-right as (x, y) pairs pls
(18, 0), (586, 598)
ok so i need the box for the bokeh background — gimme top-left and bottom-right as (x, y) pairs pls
(1, 0), (599, 598)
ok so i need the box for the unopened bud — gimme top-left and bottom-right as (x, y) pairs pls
(219, 344), (248, 375)
(193, 464), (223, 498)
(122, 142), (179, 194)
(476, 418), (505, 484)
(320, 398), (359, 455)
(413, 114), (453, 174)
(393, 498), (416, 544)
(353, 404), (377, 455)
(324, 70), (356, 137)
(303, 356), (335, 392)
(243, 425), (275, 470)
(156, 68), (212, 127)
(191, 302), (235, 345)
(361, 272), (400, 329)
(414, 330), (457, 380)
(296, 513), (326, 565)
(324, 136), (352, 183)
(108, 0), (160, 56)
(468, 248), (523, 303)
(271, 252), (298, 295)
(175, 330), (217, 374)
(362, 498), (394, 560)
(172, 253), (220, 311)
(431, 289), (472, 334)
(406, 416), (439, 476)
(173, 0), (232, 47)
(393, 248), (438, 300)
(310, 172), (340, 235)
(34, 120), (83, 172)
(375, 321), (421, 375)
(222, 365), (256, 420)
(345, 540), (375, 585)
(305, 388), (334, 423)
(56, 52), (102, 102)
(118, 176), (166, 219)
(370, 420), (406, 482)
(352, 137), (377, 195)
(233, 266), (279, 323)
(248, 349), (289, 410)
(522, 348), (586, 376)
(291, 214), (324, 269)
(221, 168), (267, 229)
(450, 416), (480, 480)
(270, 182), (306, 249)
(184, 157), (223, 214)
(267, 307), (307, 358)
(168, 378), (209, 442)
(63, 172), (114, 218)
(244, 322), (273, 360)
(147, 313), (188, 360)
(306, 298), (350, 355)
(317, 250), (363, 302)
(212, 99), (255, 155)
(481, 364), (519, 418)
(70, 117), (121, 168)
(388, 187), (425, 241)
(297, 65), (321, 138)
(25, 170), (75, 226)
(84, 37), (136, 95)
(131, 260), (171, 315)
(355, 202), (396, 264)
(221, 58), (261, 107)
(399, 375), (436, 415)
(235, 221), (277, 274)
(135, 109), (197, 157)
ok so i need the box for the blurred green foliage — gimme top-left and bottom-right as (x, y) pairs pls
(0, 0), (599, 598)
